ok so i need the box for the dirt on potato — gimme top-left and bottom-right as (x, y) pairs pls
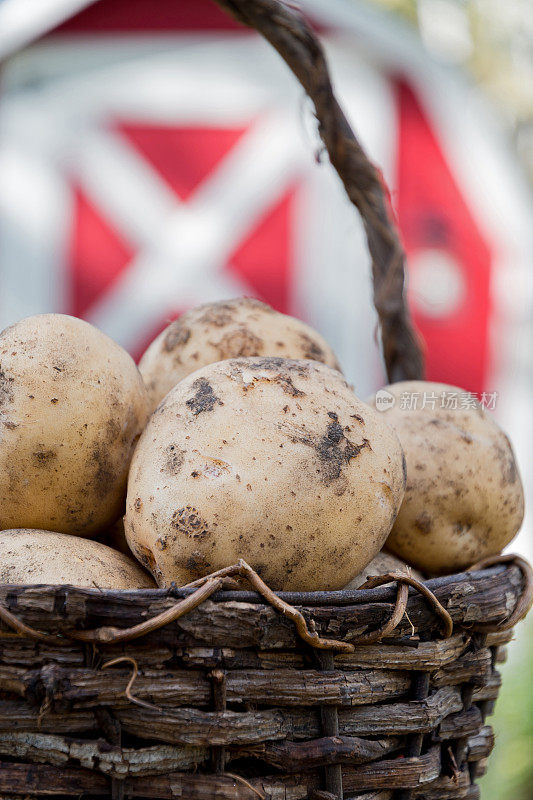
(126, 357), (405, 591)
(139, 297), (342, 413)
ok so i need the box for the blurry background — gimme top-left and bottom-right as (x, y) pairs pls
(0, 1), (531, 796)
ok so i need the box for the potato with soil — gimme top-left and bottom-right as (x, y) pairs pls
(369, 381), (524, 574)
(139, 297), (341, 412)
(0, 530), (155, 588)
(0, 314), (149, 535)
(344, 550), (423, 589)
(126, 357), (405, 591)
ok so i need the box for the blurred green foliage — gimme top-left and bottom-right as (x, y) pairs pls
(479, 617), (533, 800)
(363, 0), (533, 181)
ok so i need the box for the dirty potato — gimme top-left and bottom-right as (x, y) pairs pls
(0, 314), (149, 535)
(125, 357), (405, 591)
(0, 530), (155, 588)
(369, 381), (524, 574)
(139, 297), (341, 412)
(344, 550), (422, 589)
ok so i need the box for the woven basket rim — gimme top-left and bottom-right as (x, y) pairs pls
(0, 562), (510, 606)
(5, 558), (528, 648)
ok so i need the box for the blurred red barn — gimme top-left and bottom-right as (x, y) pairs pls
(0, 0), (531, 403)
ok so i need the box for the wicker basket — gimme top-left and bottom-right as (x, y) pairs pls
(0, 556), (531, 799)
(0, 1), (532, 798)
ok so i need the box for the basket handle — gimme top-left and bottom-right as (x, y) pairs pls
(213, 0), (424, 383)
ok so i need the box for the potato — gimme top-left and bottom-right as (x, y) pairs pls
(369, 381), (524, 574)
(0, 530), (155, 588)
(139, 297), (341, 412)
(0, 314), (149, 535)
(125, 357), (405, 591)
(344, 550), (422, 590)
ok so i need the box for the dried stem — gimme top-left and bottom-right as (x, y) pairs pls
(223, 773), (266, 799)
(0, 603), (70, 647)
(70, 576), (229, 644)
(102, 656), (162, 713)
(349, 582), (409, 645)
(69, 561), (353, 652)
(0, 562), (353, 652)
(358, 572), (454, 638)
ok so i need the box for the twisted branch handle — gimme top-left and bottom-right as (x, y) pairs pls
(213, 0), (424, 382)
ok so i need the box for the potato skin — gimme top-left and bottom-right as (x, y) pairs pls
(0, 530), (155, 588)
(139, 297), (341, 412)
(0, 314), (149, 535)
(126, 357), (405, 591)
(344, 550), (422, 589)
(369, 381), (524, 574)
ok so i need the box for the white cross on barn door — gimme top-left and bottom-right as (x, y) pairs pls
(83, 112), (310, 351)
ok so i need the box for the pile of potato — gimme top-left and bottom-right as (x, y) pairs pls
(0, 298), (524, 591)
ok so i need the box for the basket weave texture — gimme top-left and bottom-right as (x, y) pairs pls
(0, 561), (529, 799)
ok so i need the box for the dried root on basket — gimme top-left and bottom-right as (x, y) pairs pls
(344, 550), (423, 590)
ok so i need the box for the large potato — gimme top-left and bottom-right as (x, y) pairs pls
(344, 550), (423, 589)
(369, 381), (524, 574)
(0, 314), (149, 535)
(125, 357), (405, 591)
(0, 530), (155, 588)
(139, 297), (341, 412)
